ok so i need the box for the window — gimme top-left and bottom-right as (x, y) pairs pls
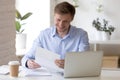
(16, 0), (50, 50)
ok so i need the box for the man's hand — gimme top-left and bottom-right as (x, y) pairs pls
(55, 59), (64, 69)
(27, 59), (41, 69)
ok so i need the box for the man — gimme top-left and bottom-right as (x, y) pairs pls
(21, 1), (89, 69)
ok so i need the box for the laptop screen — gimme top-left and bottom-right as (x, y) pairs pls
(64, 51), (103, 78)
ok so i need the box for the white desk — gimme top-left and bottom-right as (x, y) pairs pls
(0, 69), (120, 80)
(89, 40), (120, 51)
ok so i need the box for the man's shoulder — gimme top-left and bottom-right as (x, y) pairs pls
(41, 26), (53, 32)
(71, 26), (87, 33)
(39, 26), (55, 36)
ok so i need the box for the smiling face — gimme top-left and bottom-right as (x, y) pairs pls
(54, 2), (75, 37)
(54, 13), (73, 35)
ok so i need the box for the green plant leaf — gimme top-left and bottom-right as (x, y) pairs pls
(20, 29), (24, 33)
(92, 18), (115, 35)
(16, 10), (22, 20)
(21, 12), (32, 20)
(15, 21), (21, 32)
(15, 10), (32, 33)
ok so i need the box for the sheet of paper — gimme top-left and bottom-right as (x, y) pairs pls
(0, 65), (9, 75)
(21, 67), (51, 76)
(35, 47), (64, 72)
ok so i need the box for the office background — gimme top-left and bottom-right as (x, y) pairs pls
(0, 0), (120, 65)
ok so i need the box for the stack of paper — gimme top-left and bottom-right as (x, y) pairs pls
(21, 67), (51, 76)
(35, 47), (64, 72)
(0, 65), (9, 75)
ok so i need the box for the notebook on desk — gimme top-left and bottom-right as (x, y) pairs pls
(64, 51), (103, 78)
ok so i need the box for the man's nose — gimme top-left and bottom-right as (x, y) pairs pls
(59, 21), (64, 27)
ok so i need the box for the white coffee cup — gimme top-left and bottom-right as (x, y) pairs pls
(8, 61), (20, 77)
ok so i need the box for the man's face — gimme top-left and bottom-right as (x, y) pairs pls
(54, 13), (73, 33)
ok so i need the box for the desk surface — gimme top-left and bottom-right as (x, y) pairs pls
(90, 40), (120, 44)
(0, 69), (120, 80)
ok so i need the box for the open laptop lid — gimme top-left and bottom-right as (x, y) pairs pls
(64, 51), (103, 78)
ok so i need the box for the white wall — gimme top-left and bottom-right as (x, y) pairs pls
(16, 0), (50, 50)
(16, 0), (120, 56)
(55, 0), (120, 41)
(54, 0), (120, 56)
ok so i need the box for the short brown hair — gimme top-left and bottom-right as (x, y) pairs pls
(54, 2), (75, 19)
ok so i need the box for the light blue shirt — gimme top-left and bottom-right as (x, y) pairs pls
(21, 25), (90, 67)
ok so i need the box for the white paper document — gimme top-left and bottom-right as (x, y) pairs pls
(35, 47), (64, 72)
(21, 67), (51, 76)
(0, 65), (9, 75)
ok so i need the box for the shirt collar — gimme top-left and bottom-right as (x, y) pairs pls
(67, 25), (74, 38)
(51, 25), (74, 38)
(52, 26), (57, 37)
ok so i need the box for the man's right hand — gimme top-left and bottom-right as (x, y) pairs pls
(27, 59), (41, 69)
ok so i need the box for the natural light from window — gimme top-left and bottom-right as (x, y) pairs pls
(16, 0), (50, 51)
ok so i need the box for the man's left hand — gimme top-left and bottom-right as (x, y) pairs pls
(55, 59), (64, 69)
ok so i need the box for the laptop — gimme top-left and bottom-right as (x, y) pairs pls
(64, 51), (103, 78)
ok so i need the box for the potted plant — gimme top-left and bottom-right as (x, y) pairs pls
(15, 10), (32, 49)
(73, 0), (79, 8)
(15, 10), (32, 33)
(92, 18), (115, 40)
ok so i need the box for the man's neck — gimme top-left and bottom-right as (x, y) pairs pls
(57, 31), (68, 38)
(57, 27), (70, 38)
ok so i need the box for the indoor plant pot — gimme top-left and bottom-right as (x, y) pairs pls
(16, 33), (27, 49)
(15, 10), (32, 49)
(92, 18), (115, 41)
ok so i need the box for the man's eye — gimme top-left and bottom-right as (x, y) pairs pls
(57, 19), (61, 22)
(64, 21), (68, 23)
(63, 21), (69, 23)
